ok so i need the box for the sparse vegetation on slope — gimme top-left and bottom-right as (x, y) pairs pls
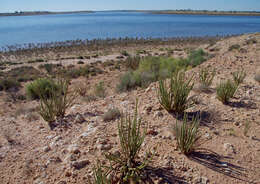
(157, 70), (194, 114)
(216, 80), (238, 104)
(174, 114), (200, 155)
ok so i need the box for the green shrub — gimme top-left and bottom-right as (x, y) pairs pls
(216, 80), (238, 104)
(91, 161), (110, 184)
(39, 63), (56, 73)
(77, 61), (84, 64)
(199, 68), (216, 90)
(157, 70), (194, 114)
(78, 56), (84, 59)
(228, 44), (240, 51)
(102, 107), (121, 122)
(188, 49), (207, 67)
(124, 56), (140, 70)
(232, 70), (246, 85)
(174, 114), (200, 155)
(37, 78), (76, 128)
(121, 50), (130, 57)
(116, 72), (136, 92)
(0, 78), (20, 91)
(245, 38), (257, 45)
(26, 78), (58, 100)
(104, 100), (150, 183)
(6, 66), (42, 82)
(95, 81), (106, 98)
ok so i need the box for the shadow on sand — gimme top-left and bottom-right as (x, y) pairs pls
(143, 166), (188, 184)
(188, 148), (250, 183)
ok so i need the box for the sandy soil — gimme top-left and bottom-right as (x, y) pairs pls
(0, 33), (259, 184)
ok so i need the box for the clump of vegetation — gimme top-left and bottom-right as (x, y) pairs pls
(37, 78), (76, 128)
(157, 70), (194, 114)
(77, 61), (84, 64)
(216, 79), (238, 104)
(121, 50), (130, 57)
(94, 81), (106, 98)
(96, 101), (150, 183)
(245, 38), (257, 45)
(102, 107), (121, 122)
(76, 84), (88, 97)
(26, 78), (58, 100)
(28, 58), (45, 63)
(117, 56), (191, 92)
(124, 56), (141, 70)
(232, 70), (246, 85)
(117, 49), (207, 93)
(198, 68), (216, 91)
(116, 71), (136, 92)
(0, 78), (20, 91)
(243, 120), (251, 137)
(187, 49), (207, 67)
(39, 63), (58, 73)
(91, 161), (110, 183)
(174, 114), (200, 155)
(228, 44), (240, 51)
(6, 66), (43, 83)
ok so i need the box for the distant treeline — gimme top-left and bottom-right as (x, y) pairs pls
(0, 11), (93, 17)
(147, 10), (260, 16)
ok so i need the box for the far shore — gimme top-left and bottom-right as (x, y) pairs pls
(146, 10), (260, 16)
(1, 10), (260, 17)
(0, 11), (93, 17)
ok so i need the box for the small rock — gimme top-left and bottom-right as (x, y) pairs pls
(96, 143), (112, 151)
(56, 181), (66, 184)
(234, 122), (240, 126)
(194, 176), (209, 184)
(74, 114), (85, 124)
(43, 146), (51, 153)
(46, 156), (62, 165)
(160, 128), (174, 140)
(154, 111), (163, 118)
(71, 160), (90, 170)
(224, 143), (235, 154)
(204, 133), (212, 139)
(67, 144), (80, 154)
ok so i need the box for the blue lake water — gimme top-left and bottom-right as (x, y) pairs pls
(0, 11), (260, 47)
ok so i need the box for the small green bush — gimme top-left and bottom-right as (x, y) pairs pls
(103, 100), (150, 183)
(157, 70), (194, 114)
(91, 161), (110, 184)
(199, 68), (216, 90)
(102, 107), (121, 122)
(216, 80), (238, 104)
(77, 61), (84, 64)
(95, 81), (106, 98)
(245, 38), (257, 45)
(26, 78), (58, 100)
(174, 114), (200, 155)
(37, 78), (76, 128)
(232, 70), (246, 85)
(0, 78), (20, 91)
(124, 56), (140, 70)
(39, 63), (56, 73)
(121, 50), (130, 57)
(228, 44), (240, 51)
(188, 49), (207, 67)
(116, 72), (136, 92)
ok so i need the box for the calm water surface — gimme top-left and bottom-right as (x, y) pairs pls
(0, 12), (260, 47)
